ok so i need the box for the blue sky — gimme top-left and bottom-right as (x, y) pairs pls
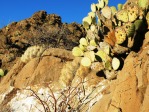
(0, 0), (126, 28)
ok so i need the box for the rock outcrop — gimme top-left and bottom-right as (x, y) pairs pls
(0, 0), (149, 111)
(0, 10), (86, 71)
(90, 31), (149, 112)
(0, 32), (148, 112)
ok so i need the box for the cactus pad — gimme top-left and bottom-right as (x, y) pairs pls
(96, 50), (110, 62)
(103, 0), (109, 6)
(90, 24), (96, 32)
(79, 38), (88, 46)
(123, 22), (135, 37)
(90, 39), (97, 46)
(79, 44), (87, 51)
(115, 27), (127, 44)
(134, 19), (143, 31)
(83, 16), (92, 26)
(88, 12), (96, 18)
(81, 57), (92, 67)
(127, 3), (139, 22)
(105, 60), (112, 70)
(72, 47), (84, 57)
(138, 0), (148, 9)
(98, 0), (105, 8)
(84, 51), (95, 62)
(0, 69), (4, 76)
(110, 6), (117, 15)
(112, 57), (120, 70)
(91, 3), (97, 12)
(117, 4), (123, 11)
(101, 6), (112, 19)
(116, 9), (129, 23)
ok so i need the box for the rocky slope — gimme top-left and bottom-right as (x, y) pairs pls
(0, 0), (149, 112)
(0, 10), (86, 71)
(0, 32), (148, 112)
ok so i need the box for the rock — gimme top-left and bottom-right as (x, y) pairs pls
(0, 48), (74, 92)
(90, 31), (149, 112)
(1, 1), (149, 111)
(0, 10), (86, 72)
(0, 47), (106, 111)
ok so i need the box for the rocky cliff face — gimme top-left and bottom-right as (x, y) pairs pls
(0, 0), (149, 112)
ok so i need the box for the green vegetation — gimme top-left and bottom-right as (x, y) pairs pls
(72, 0), (149, 79)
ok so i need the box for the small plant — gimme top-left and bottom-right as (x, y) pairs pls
(23, 79), (109, 112)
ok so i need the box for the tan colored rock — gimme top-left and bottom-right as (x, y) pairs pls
(89, 31), (149, 112)
(140, 86), (149, 112)
(0, 48), (74, 94)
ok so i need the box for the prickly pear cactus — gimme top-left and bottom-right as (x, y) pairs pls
(72, 0), (149, 80)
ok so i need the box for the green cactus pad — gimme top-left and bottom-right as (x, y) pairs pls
(88, 12), (96, 18)
(96, 3), (101, 10)
(84, 51), (95, 62)
(96, 50), (110, 62)
(115, 27), (127, 44)
(79, 44), (87, 51)
(127, 3), (139, 22)
(92, 17), (97, 25)
(103, 0), (109, 6)
(98, 0), (105, 8)
(134, 19), (143, 31)
(82, 21), (90, 29)
(0, 69), (4, 76)
(116, 9), (129, 23)
(138, 0), (148, 9)
(72, 47), (84, 57)
(110, 6), (117, 15)
(123, 22), (135, 37)
(117, 4), (123, 11)
(79, 38), (88, 46)
(105, 60), (112, 70)
(90, 39), (97, 46)
(101, 6), (112, 19)
(82, 16), (92, 25)
(81, 57), (92, 67)
(91, 3), (97, 12)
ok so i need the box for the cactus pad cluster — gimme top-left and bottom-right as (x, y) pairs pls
(72, 0), (149, 79)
